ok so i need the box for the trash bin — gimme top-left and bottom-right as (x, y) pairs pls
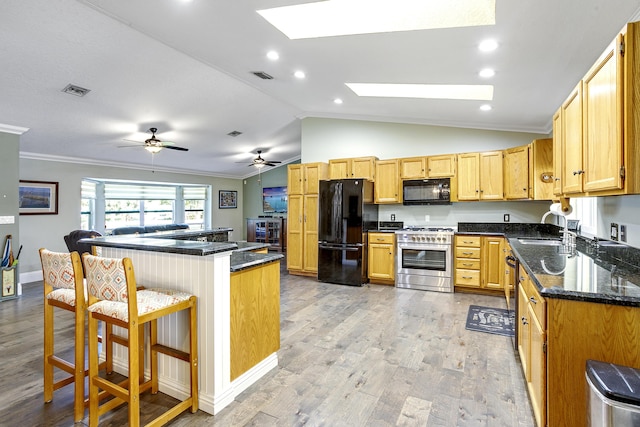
(586, 359), (640, 426)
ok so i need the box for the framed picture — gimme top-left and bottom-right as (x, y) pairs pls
(219, 190), (237, 209)
(19, 180), (59, 215)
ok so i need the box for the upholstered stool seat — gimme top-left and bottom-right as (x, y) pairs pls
(83, 254), (198, 427)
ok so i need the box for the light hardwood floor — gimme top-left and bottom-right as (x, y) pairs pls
(0, 267), (534, 426)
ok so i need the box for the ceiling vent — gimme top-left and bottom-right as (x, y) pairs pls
(251, 71), (274, 80)
(227, 130), (243, 137)
(62, 84), (91, 97)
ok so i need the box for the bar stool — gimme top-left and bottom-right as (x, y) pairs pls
(82, 254), (198, 427)
(40, 249), (87, 422)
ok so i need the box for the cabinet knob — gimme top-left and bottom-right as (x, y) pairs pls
(529, 296), (537, 305)
(523, 188), (527, 191)
(521, 317), (528, 325)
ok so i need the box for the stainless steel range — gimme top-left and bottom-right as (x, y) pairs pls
(395, 227), (454, 292)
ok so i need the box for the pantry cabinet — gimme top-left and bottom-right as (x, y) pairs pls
(374, 159), (401, 203)
(329, 156), (376, 180)
(287, 163), (328, 276)
(367, 232), (395, 285)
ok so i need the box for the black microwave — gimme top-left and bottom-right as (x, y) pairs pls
(402, 178), (451, 205)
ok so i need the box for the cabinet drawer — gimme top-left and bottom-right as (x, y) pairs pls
(455, 247), (481, 259)
(455, 259), (481, 270)
(369, 233), (395, 244)
(455, 235), (481, 247)
(455, 269), (481, 286)
(519, 267), (546, 328)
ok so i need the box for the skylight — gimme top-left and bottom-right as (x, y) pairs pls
(345, 83), (494, 101)
(257, 0), (496, 40)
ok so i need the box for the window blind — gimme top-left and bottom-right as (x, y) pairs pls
(183, 186), (207, 200)
(104, 183), (176, 200)
(81, 180), (97, 199)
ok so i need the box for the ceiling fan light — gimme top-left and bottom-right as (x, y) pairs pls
(255, 163), (266, 169)
(145, 145), (163, 154)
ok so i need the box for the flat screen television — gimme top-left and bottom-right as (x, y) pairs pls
(262, 186), (287, 213)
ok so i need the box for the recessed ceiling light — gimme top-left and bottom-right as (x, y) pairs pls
(294, 70), (306, 79)
(480, 104), (492, 111)
(334, 98), (343, 105)
(345, 83), (493, 101)
(479, 68), (495, 78)
(479, 39), (498, 52)
(266, 50), (279, 60)
(258, 0), (496, 40)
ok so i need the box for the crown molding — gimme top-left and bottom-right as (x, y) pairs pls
(0, 124), (29, 135)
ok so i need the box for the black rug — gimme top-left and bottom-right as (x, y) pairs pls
(465, 305), (515, 337)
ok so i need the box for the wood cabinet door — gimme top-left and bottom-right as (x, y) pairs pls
(400, 157), (427, 179)
(482, 237), (504, 289)
(286, 195), (303, 271)
(351, 157), (375, 180)
(329, 159), (350, 179)
(288, 164), (303, 195)
(368, 243), (394, 280)
(517, 283), (531, 382)
(302, 195), (319, 273)
(529, 308), (547, 427)
(456, 153), (480, 200)
(552, 110), (564, 196)
(479, 151), (504, 200)
(303, 163), (325, 194)
(583, 36), (624, 192)
(504, 146), (529, 199)
(374, 160), (400, 203)
(427, 154), (456, 177)
(562, 82), (583, 194)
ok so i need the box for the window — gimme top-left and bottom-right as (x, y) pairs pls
(81, 179), (210, 233)
(568, 197), (597, 235)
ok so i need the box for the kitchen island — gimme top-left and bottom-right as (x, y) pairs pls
(81, 232), (282, 416)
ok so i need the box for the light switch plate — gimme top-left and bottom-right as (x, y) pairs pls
(611, 223), (619, 241)
(0, 216), (15, 224)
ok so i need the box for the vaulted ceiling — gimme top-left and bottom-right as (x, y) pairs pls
(3, 0), (640, 177)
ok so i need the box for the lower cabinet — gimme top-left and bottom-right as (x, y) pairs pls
(454, 234), (505, 292)
(517, 266), (546, 427)
(368, 232), (395, 285)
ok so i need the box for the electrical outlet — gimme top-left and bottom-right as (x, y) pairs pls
(620, 224), (627, 242)
(391, 214), (396, 221)
(424, 215), (430, 222)
(610, 223), (619, 241)
(504, 214), (510, 222)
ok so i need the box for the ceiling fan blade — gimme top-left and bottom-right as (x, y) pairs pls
(117, 144), (144, 149)
(163, 145), (188, 151)
(267, 160), (282, 163)
(264, 162), (278, 167)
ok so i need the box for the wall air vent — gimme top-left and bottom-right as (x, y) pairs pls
(251, 71), (274, 80)
(62, 84), (91, 97)
(227, 131), (243, 137)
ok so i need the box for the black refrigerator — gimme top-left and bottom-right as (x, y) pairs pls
(318, 179), (379, 286)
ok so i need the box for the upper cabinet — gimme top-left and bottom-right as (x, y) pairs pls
(374, 159), (401, 204)
(553, 21), (640, 196)
(457, 151), (503, 201)
(329, 156), (377, 180)
(288, 162), (328, 195)
(504, 139), (553, 200)
(399, 154), (456, 179)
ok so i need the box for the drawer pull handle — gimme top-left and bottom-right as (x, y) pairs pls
(463, 263), (473, 266)
(529, 297), (537, 304)
(463, 241), (474, 244)
(462, 252), (474, 255)
(521, 317), (528, 325)
(462, 276), (473, 279)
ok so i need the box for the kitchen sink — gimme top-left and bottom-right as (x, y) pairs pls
(517, 238), (564, 246)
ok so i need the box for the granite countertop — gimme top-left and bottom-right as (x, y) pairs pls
(230, 251), (284, 272)
(233, 241), (271, 252)
(83, 234), (238, 256)
(145, 227), (233, 239)
(457, 222), (640, 306)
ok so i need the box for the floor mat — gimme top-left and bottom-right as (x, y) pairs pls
(465, 305), (515, 337)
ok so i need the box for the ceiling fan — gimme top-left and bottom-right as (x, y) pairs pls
(122, 127), (188, 153)
(242, 150), (281, 168)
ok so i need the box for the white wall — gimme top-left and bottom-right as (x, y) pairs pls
(19, 157), (244, 277)
(301, 117), (548, 162)
(598, 195), (640, 248)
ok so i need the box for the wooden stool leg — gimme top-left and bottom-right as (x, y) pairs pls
(128, 320), (141, 427)
(88, 314), (100, 427)
(138, 324), (145, 385)
(150, 319), (159, 394)
(105, 322), (113, 374)
(73, 308), (85, 422)
(43, 300), (54, 404)
(189, 299), (199, 412)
